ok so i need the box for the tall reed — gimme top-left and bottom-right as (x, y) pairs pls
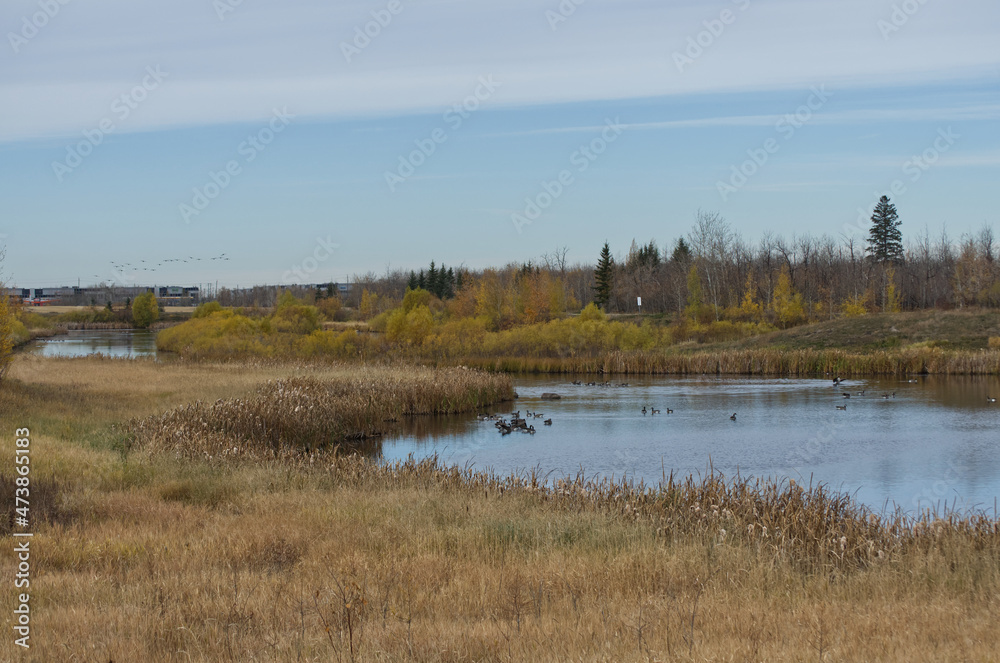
(461, 347), (1000, 376)
(123, 366), (513, 458)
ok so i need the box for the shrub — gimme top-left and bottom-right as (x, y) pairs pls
(192, 301), (224, 318)
(17, 310), (52, 329)
(132, 292), (159, 329)
(386, 304), (434, 345)
(298, 329), (361, 357)
(402, 288), (433, 313)
(578, 302), (606, 323)
(316, 296), (342, 321)
(272, 304), (320, 334)
(842, 294), (869, 318)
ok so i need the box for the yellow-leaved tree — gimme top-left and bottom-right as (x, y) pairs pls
(884, 266), (902, 313)
(0, 250), (24, 384)
(841, 293), (869, 318)
(358, 289), (379, 320)
(475, 269), (514, 330)
(770, 264), (805, 328)
(739, 270), (763, 322)
(131, 291), (160, 329)
(0, 280), (14, 384)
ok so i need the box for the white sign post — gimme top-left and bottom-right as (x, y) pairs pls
(637, 296), (642, 313)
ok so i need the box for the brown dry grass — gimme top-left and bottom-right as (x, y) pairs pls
(30, 305), (197, 314)
(467, 346), (1000, 377)
(124, 367), (513, 459)
(1, 356), (998, 662)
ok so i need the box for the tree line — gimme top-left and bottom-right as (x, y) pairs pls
(213, 198), (996, 328)
(593, 199), (997, 319)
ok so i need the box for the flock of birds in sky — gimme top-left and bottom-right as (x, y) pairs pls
(100, 253), (230, 278)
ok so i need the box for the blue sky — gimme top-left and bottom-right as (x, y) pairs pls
(1, 0), (998, 288)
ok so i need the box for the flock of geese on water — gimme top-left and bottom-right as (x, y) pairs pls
(480, 376), (998, 434)
(479, 410), (551, 435)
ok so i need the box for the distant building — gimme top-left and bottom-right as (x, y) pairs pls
(157, 286), (200, 304)
(2, 287), (28, 304)
(13, 285), (200, 306)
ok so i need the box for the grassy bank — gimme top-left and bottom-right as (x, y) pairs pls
(158, 304), (1000, 376)
(1, 355), (998, 661)
(725, 309), (1000, 352)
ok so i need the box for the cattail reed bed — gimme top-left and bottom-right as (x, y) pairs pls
(123, 366), (514, 458)
(462, 346), (1000, 376)
(218, 452), (1000, 574)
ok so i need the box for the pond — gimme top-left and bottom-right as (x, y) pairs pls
(384, 374), (1000, 514)
(23, 333), (1000, 514)
(25, 329), (161, 359)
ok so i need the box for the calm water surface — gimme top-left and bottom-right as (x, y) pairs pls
(26, 330), (160, 359)
(384, 375), (1000, 514)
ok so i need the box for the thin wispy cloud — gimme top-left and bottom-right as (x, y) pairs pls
(1, 0), (997, 284)
(1, 0), (997, 142)
(935, 152), (1000, 168)
(486, 105), (1000, 137)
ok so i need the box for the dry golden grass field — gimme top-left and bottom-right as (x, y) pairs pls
(1, 355), (998, 661)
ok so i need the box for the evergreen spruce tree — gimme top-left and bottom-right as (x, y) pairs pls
(434, 265), (445, 298)
(593, 242), (614, 310)
(670, 237), (692, 264)
(644, 240), (661, 268)
(417, 269), (426, 290)
(427, 261), (439, 297)
(407, 271), (418, 291)
(867, 196), (904, 264)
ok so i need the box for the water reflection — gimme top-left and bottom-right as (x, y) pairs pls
(27, 330), (160, 359)
(384, 375), (1000, 514)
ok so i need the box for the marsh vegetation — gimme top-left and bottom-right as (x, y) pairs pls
(1, 356), (998, 661)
